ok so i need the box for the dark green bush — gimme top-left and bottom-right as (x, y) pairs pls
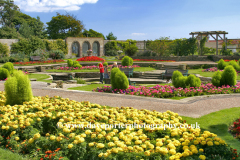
(124, 45), (138, 56)
(72, 61), (82, 68)
(212, 71), (222, 87)
(220, 65), (237, 86)
(0, 57), (10, 63)
(172, 70), (183, 87)
(0, 68), (10, 80)
(67, 59), (73, 67)
(228, 60), (239, 71)
(174, 76), (187, 88)
(121, 56), (133, 66)
(111, 68), (120, 89)
(5, 70), (33, 105)
(49, 49), (65, 59)
(2, 62), (14, 74)
(217, 59), (227, 70)
(185, 74), (201, 88)
(114, 71), (129, 89)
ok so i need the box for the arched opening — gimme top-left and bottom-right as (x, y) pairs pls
(82, 41), (90, 57)
(71, 41), (80, 57)
(92, 41), (100, 56)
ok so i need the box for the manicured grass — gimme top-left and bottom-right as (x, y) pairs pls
(181, 107), (240, 152)
(68, 84), (111, 91)
(28, 74), (52, 83)
(188, 69), (240, 80)
(46, 67), (156, 73)
(0, 147), (29, 160)
(13, 61), (67, 66)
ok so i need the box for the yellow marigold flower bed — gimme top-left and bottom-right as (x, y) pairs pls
(0, 91), (237, 159)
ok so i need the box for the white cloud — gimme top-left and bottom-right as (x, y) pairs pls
(14, 0), (98, 12)
(131, 33), (146, 36)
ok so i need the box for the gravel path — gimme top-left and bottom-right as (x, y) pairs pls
(0, 81), (239, 118)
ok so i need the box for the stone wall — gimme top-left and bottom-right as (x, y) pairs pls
(0, 39), (19, 51)
(130, 56), (210, 61)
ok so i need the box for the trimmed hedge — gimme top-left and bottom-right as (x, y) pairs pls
(220, 65), (237, 86)
(2, 62), (14, 74)
(0, 68), (10, 80)
(212, 71), (222, 87)
(121, 56), (133, 66)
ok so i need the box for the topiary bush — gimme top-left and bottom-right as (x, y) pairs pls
(72, 61), (82, 68)
(4, 70), (33, 105)
(174, 76), (187, 88)
(0, 68), (9, 80)
(185, 74), (201, 88)
(228, 60), (240, 71)
(0, 42), (10, 57)
(2, 62), (14, 74)
(103, 62), (108, 66)
(172, 70), (183, 87)
(217, 59), (227, 70)
(114, 71), (129, 89)
(212, 71), (222, 87)
(110, 68), (120, 89)
(121, 56), (133, 66)
(67, 59), (73, 67)
(220, 65), (237, 86)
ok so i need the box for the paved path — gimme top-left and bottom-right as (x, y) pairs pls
(0, 81), (239, 118)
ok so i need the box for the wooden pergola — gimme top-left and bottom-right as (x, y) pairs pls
(189, 31), (228, 55)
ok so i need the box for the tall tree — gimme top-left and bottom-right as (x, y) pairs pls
(83, 29), (105, 39)
(46, 12), (85, 39)
(146, 37), (171, 57)
(18, 22), (34, 38)
(106, 32), (117, 40)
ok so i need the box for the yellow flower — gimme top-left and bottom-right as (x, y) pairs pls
(207, 141), (213, 146)
(78, 137), (85, 143)
(199, 148), (204, 152)
(50, 135), (56, 140)
(199, 155), (206, 160)
(169, 149), (176, 155)
(89, 143), (95, 147)
(97, 143), (105, 149)
(68, 144), (73, 149)
(144, 150), (151, 156)
(28, 138), (34, 144)
(98, 153), (103, 157)
(85, 130), (91, 134)
(15, 137), (19, 141)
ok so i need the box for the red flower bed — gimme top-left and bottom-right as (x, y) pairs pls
(224, 59), (238, 62)
(229, 118), (240, 139)
(13, 60), (65, 65)
(76, 56), (104, 61)
(133, 59), (175, 62)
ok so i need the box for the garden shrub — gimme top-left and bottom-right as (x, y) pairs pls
(217, 59), (227, 70)
(110, 68), (120, 89)
(124, 45), (138, 56)
(0, 57), (10, 63)
(103, 62), (108, 66)
(121, 56), (133, 66)
(30, 48), (49, 61)
(0, 42), (9, 57)
(114, 71), (129, 89)
(72, 61), (82, 68)
(185, 74), (201, 88)
(44, 39), (68, 55)
(212, 71), (222, 87)
(228, 60), (240, 71)
(174, 76), (187, 88)
(0, 68), (9, 80)
(220, 65), (237, 86)
(4, 70), (32, 105)
(2, 62), (14, 74)
(49, 49), (65, 59)
(67, 59), (73, 67)
(172, 70), (183, 87)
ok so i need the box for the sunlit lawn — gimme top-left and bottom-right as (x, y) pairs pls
(28, 74), (52, 83)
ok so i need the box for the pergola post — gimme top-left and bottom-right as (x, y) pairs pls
(200, 34), (203, 55)
(216, 33), (218, 55)
(224, 34), (227, 51)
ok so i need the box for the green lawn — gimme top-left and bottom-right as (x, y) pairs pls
(0, 147), (30, 160)
(13, 61), (67, 66)
(188, 69), (240, 80)
(182, 107), (240, 152)
(28, 73), (52, 83)
(46, 67), (156, 73)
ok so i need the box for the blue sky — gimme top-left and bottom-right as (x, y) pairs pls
(15, 0), (240, 40)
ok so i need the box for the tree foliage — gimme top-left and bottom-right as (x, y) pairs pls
(106, 32), (117, 40)
(83, 29), (105, 39)
(0, 42), (9, 56)
(46, 13), (85, 39)
(146, 37), (171, 57)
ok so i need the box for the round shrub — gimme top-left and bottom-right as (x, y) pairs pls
(67, 59), (73, 67)
(174, 76), (187, 88)
(5, 70), (32, 105)
(103, 62), (108, 66)
(121, 56), (133, 66)
(0, 68), (10, 80)
(185, 74), (201, 88)
(110, 68), (120, 89)
(212, 71), (222, 87)
(72, 61), (82, 68)
(172, 70), (183, 87)
(220, 65), (237, 86)
(2, 62), (14, 74)
(228, 60), (239, 71)
(114, 71), (129, 89)
(217, 59), (227, 70)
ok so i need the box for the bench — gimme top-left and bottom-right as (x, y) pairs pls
(119, 68), (134, 78)
(161, 69), (188, 80)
